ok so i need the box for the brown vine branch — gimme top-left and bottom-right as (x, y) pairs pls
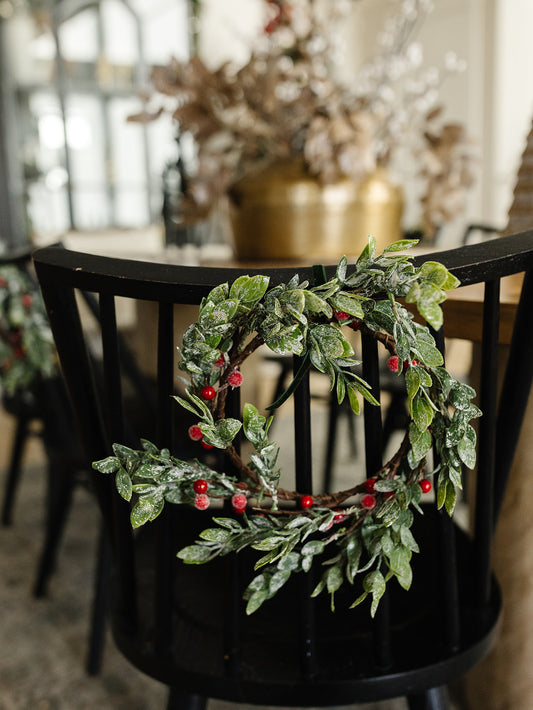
(215, 333), (264, 420)
(359, 323), (397, 355)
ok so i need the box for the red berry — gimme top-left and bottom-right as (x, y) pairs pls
(227, 370), (243, 388)
(386, 355), (399, 373)
(333, 512), (346, 523)
(200, 440), (214, 450)
(0, 277), (7, 288)
(21, 293), (33, 308)
(384, 491), (394, 500)
(194, 493), (210, 510)
(231, 493), (247, 513)
(419, 479), (432, 493)
(403, 359), (418, 368)
(334, 310), (350, 321)
(361, 494), (376, 510)
(300, 495), (313, 509)
(214, 354), (225, 367)
(193, 479), (208, 494)
(349, 320), (362, 331)
(200, 385), (216, 400)
(188, 424), (203, 441)
(363, 478), (376, 493)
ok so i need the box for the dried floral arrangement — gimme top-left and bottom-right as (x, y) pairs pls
(0, 265), (56, 396)
(133, 0), (476, 235)
(93, 238), (479, 616)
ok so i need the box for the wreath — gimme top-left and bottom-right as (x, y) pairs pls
(0, 264), (56, 396)
(93, 238), (480, 616)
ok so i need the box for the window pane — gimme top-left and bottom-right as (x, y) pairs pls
(115, 188), (150, 226)
(102, 0), (138, 67)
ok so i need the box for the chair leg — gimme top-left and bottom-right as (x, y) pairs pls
(1, 415), (29, 526)
(167, 688), (207, 710)
(33, 462), (75, 597)
(86, 524), (112, 675)
(407, 686), (450, 710)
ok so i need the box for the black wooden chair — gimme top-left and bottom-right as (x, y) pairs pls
(33, 230), (533, 710)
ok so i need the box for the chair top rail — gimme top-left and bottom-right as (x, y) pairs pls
(33, 230), (533, 304)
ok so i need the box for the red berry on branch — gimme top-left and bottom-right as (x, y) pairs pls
(300, 495), (313, 509)
(333, 512), (346, 523)
(419, 479), (432, 494)
(349, 320), (362, 331)
(363, 478), (376, 493)
(214, 353), (225, 367)
(386, 355), (399, 373)
(200, 385), (216, 401)
(361, 494), (376, 510)
(200, 440), (214, 450)
(334, 310), (350, 321)
(384, 491), (394, 500)
(227, 370), (243, 388)
(231, 493), (247, 514)
(194, 493), (210, 511)
(188, 424), (203, 441)
(193, 479), (208, 494)
(21, 294), (33, 308)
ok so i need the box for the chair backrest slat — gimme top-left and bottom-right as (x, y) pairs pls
(100, 293), (124, 443)
(494, 269), (533, 519)
(293, 359), (313, 493)
(156, 302), (175, 448)
(472, 279), (501, 607)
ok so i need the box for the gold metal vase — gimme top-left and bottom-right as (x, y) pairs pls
(229, 160), (403, 262)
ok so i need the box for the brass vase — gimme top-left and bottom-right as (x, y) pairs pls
(229, 160), (403, 262)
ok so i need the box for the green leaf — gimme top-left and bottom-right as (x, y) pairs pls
(304, 291), (333, 317)
(415, 340), (444, 367)
(405, 367), (421, 402)
(457, 429), (477, 469)
(177, 545), (214, 564)
(301, 540), (325, 557)
(418, 301), (443, 331)
(199, 528), (233, 543)
(92, 456), (120, 474)
(409, 422), (433, 461)
(269, 569), (291, 595)
(336, 255), (348, 281)
(326, 565), (343, 594)
(411, 395), (434, 431)
(215, 417), (242, 444)
(229, 274), (270, 305)
(246, 589), (269, 615)
(356, 236), (377, 266)
(130, 495), (160, 528)
(330, 293), (365, 319)
(363, 569), (386, 617)
(115, 466), (133, 501)
(382, 239), (419, 252)
(212, 517), (243, 532)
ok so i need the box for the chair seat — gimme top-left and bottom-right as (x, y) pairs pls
(112, 505), (501, 706)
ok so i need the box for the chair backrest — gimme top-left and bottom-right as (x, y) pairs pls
(32, 231), (533, 702)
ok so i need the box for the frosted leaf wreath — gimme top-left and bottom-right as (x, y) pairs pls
(93, 237), (480, 616)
